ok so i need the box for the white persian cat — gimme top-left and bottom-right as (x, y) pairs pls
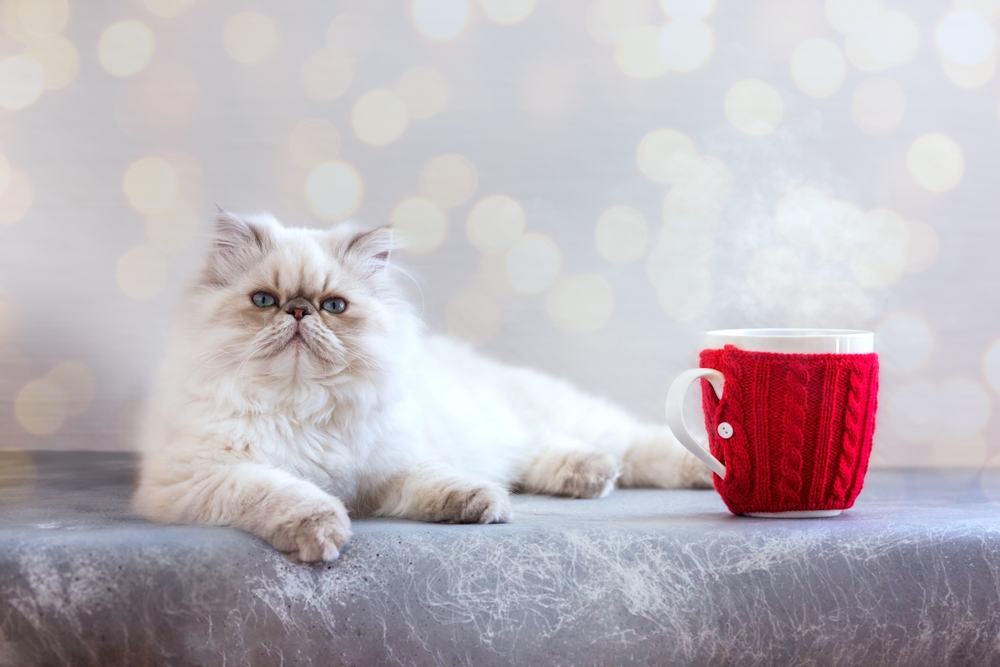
(133, 212), (710, 562)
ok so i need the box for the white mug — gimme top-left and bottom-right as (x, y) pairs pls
(666, 328), (876, 518)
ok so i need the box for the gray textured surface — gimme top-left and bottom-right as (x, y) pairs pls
(2, 452), (1000, 667)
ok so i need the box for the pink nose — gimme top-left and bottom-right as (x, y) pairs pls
(285, 301), (312, 320)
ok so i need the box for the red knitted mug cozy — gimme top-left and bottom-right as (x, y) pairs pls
(699, 345), (879, 515)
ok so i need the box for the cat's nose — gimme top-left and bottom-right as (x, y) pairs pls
(285, 299), (312, 320)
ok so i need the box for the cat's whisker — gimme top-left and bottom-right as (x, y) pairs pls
(193, 342), (246, 359)
(195, 335), (272, 370)
(193, 352), (244, 370)
(389, 264), (426, 320)
(227, 333), (280, 391)
(346, 350), (386, 373)
(192, 346), (245, 363)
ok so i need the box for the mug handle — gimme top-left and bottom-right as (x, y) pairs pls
(665, 369), (727, 479)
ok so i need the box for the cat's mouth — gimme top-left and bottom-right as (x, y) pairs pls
(281, 323), (323, 357)
(262, 321), (307, 355)
(264, 320), (347, 370)
(285, 325), (308, 349)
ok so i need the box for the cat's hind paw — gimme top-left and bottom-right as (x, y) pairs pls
(269, 497), (352, 563)
(687, 457), (715, 489)
(438, 483), (512, 524)
(619, 432), (718, 490)
(552, 452), (621, 499)
(519, 449), (622, 499)
(672, 451), (716, 489)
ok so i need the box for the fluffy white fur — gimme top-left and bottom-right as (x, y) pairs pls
(133, 212), (710, 562)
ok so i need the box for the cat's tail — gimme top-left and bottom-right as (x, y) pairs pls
(618, 424), (714, 490)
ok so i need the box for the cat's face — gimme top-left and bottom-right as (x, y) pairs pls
(188, 212), (400, 381)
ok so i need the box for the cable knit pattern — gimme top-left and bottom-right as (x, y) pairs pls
(850, 367), (880, 503)
(699, 346), (879, 515)
(778, 362), (808, 508)
(832, 365), (866, 507)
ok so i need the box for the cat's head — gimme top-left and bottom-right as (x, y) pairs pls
(181, 210), (414, 384)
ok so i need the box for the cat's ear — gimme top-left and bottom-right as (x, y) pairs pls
(202, 210), (274, 284)
(343, 226), (393, 277)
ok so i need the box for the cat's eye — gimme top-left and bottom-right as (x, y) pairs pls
(252, 291), (276, 308)
(321, 297), (347, 314)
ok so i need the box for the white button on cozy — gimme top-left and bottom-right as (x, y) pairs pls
(717, 422), (733, 439)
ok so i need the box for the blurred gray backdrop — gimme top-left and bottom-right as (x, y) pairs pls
(1, 0), (999, 490)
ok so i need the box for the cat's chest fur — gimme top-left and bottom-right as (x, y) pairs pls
(153, 361), (385, 504)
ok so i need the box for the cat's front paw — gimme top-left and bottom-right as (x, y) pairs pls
(269, 497), (352, 563)
(438, 484), (512, 524)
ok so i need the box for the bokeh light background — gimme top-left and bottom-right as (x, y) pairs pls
(2, 0), (1000, 490)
